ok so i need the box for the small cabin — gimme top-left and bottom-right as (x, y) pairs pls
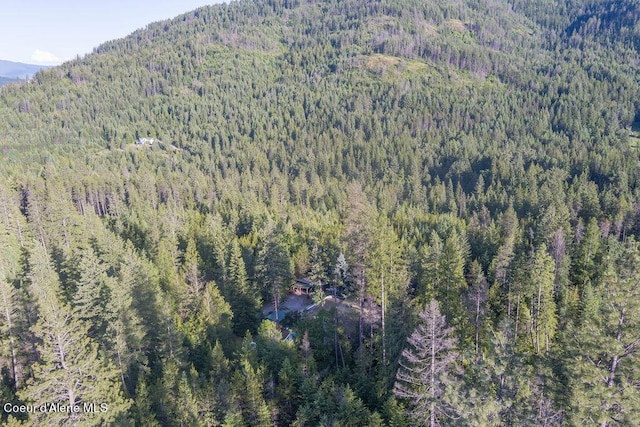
(136, 137), (155, 145)
(292, 278), (315, 295)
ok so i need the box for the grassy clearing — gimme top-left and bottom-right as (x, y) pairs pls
(360, 54), (433, 77)
(357, 53), (500, 90)
(444, 19), (466, 32)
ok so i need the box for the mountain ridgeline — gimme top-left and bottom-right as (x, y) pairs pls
(0, 76), (20, 87)
(1, 0), (640, 425)
(0, 60), (52, 86)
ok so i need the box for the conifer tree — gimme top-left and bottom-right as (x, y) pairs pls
(132, 374), (161, 427)
(437, 231), (468, 331)
(464, 320), (562, 425)
(0, 182), (25, 249)
(465, 260), (488, 356)
(229, 356), (272, 427)
(159, 360), (199, 425)
(104, 257), (146, 393)
(393, 300), (460, 427)
(180, 236), (206, 318)
(208, 340), (232, 423)
(71, 245), (109, 338)
(489, 205), (518, 320)
(176, 370), (200, 425)
(419, 231), (443, 303)
(200, 280), (234, 342)
(334, 252), (349, 290)
(308, 240), (327, 286)
(528, 244), (557, 354)
(275, 357), (301, 426)
(0, 262), (26, 390)
(22, 182), (49, 252)
(227, 238), (260, 335)
(571, 217), (602, 298)
(20, 243), (131, 426)
(366, 217), (408, 366)
(566, 239), (640, 427)
(336, 385), (374, 426)
(344, 183), (377, 368)
(308, 240), (328, 307)
(256, 228), (293, 328)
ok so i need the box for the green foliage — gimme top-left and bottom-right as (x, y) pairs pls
(226, 238), (260, 335)
(565, 239), (640, 426)
(0, 0), (639, 424)
(229, 356), (272, 426)
(20, 244), (132, 426)
(393, 300), (460, 426)
(256, 225), (294, 320)
(463, 321), (562, 425)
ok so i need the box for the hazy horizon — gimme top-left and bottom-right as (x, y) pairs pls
(0, 0), (226, 66)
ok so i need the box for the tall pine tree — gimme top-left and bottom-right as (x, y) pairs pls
(393, 300), (460, 427)
(20, 243), (131, 426)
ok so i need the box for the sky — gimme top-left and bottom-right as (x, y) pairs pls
(0, 1), (227, 65)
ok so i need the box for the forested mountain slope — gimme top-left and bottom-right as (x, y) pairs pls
(1, 0), (639, 425)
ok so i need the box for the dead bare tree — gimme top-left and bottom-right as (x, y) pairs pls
(393, 300), (459, 427)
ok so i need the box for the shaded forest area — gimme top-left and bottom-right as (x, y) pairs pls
(1, 0), (640, 425)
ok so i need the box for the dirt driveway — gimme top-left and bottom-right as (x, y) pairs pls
(262, 294), (313, 318)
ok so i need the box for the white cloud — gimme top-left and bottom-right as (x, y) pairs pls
(30, 49), (65, 65)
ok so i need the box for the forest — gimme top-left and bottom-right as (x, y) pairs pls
(0, 0), (640, 425)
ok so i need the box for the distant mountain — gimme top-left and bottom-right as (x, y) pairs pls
(0, 76), (20, 87)
(0, 59), (51, 79)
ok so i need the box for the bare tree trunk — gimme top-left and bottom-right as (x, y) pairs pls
(2, 301), (19, 388)
(33, 198), (47, 252)
(515, 293), (520, 338)
(16, 217), (23, 247)
(507, 280), (512, 319)
(369, 312), (374, 374)
(382, 271), (386, 366)
(116, 347), (127, 393)
(430, 306), (436, 427)
(62, 217), (69, 249)
(167, 324), (174, 357)
(475, 286), (480, 355)
(530, 299), (535, 350)
(274, 285), (280, 328)
(335, 311), (339, 367)
(359, 266), (365, 371)
(606, 309), (625, 387)
(536, 278), (542, 354)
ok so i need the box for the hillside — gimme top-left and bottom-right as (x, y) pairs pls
(1, 0), (640, 425)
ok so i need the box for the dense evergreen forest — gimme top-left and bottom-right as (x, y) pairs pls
(1, 0), (640, 425)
